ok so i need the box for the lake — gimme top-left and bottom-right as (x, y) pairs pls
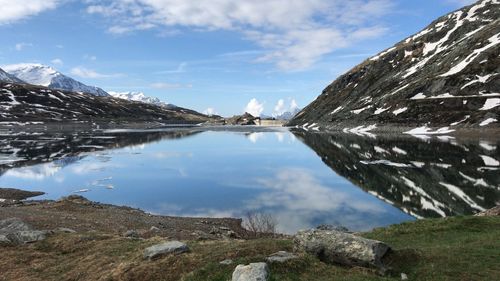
(0, 126), (498, 234)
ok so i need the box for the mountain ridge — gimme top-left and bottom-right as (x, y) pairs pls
(288, 0), (500, 133)
(3, 63), (109, 97)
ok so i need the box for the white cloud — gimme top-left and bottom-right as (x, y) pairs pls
(274, 99), (286, 115)
(273, 98), (300, 116)
(70, 67), (123, 79)
(51, 58), (63, 65)
(15, 42), (32, 51)
(203, 107), (218, 116)
(150, 82), (192, 89)
(0, 0), (59, 25)
(245, 98), (264, 116)
(290, 99), (299, 110)
(86, 0), (394, 71)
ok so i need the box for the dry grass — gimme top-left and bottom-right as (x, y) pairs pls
(0, 216), (499, 281)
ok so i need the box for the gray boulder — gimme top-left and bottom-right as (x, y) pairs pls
(0, 218), (48, 245)
(266, 251), (297, 263)
(232, 262), (269, 281)
(294, 229), (390, 269)
(0, 218), (32, 232)
(5, 231), (47, 244)
(143, 241), (189, 260)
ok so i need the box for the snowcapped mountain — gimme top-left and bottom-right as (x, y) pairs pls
(3, 63), (109, 97)
(109, 91), (176, 109)
(274, 108), (301, 120)
(289, 0), (499, 131)
(0, 68), (24, 83)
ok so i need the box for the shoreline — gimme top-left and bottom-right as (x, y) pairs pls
(1, 188), (499, 281)
(0, 188), (249, 241)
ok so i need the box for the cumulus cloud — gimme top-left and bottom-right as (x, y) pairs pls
(203, 107), (218, 116)
(274, 99), (286, 115)
(85, 0), (394, 71)
(70, 67), (123, 79)
(0, 0), (59, 25)
(245, 98), (264, 117)
(273, 98), (300, 116)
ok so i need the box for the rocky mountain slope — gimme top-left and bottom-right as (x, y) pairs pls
(109, 91), (176, 108)
(289, 0), (500, 132)
(3, 64), (109, 96)
(0, 82), (211, 124)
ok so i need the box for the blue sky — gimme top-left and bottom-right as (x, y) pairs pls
(0, 0), (474, 116)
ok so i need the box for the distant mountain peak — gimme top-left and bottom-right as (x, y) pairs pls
(109, 91), (176, 108)
(3, 63), (108, 97)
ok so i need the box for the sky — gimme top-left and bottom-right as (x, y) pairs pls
(0, 0), (475, 117)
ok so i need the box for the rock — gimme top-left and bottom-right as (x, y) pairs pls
(59, 195), (91, 205)
(143, 241), (189, 260)
(220, 259), (233, 265)
(232, 262), (269, 281)
(6, 231), (47, 244)
(0, 234), (10, 244)
(149, 226), (160, 232)
(266, 251), (298, 263)
(294, 229), (390, 269)
(401, 273), (408, 280)
(0, 218), (32, 232)
(316, 224), (349, 232)
(124, 230), (140, 238)
(475, 205), (500, 216)
(55, 227), (77, 233)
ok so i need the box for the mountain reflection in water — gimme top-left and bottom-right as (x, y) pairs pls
(0, 127), (498, 233)
(293, 130), (500, 218)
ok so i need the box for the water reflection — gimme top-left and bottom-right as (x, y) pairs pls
(0, 128), (498, 233)
(292, 130), (500, 218)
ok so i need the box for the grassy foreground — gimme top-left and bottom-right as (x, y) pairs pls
(1, 216), (499, 281)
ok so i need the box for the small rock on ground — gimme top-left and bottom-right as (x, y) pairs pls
(266, 251), (297, 263)
(143, 241), (189, 260)
(220, 259), (233, 265)
(232, 262), (269, 281)
(124, 230), (140, 238)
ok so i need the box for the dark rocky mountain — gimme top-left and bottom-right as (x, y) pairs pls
(3, 64), (109, 97)
(289, 0), (499, 132)
(293, 130), (500, 218)
(225, 112), (259, 125)
(0, 68), (24, 83)
(0, 82), (212, 124)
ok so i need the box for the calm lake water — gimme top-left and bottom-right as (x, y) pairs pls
(0, 127), (499, 233)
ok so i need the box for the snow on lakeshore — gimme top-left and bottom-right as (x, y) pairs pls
(404, 126), (455, 135)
